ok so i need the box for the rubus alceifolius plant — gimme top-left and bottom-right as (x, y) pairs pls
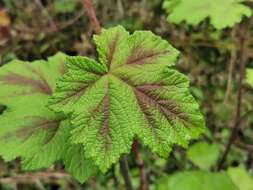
(163, 0), (252, 29)
(0, 25), (205, 182)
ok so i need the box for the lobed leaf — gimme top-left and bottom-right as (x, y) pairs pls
(49, 26), (205, 172)
(0, 53), (97, 182)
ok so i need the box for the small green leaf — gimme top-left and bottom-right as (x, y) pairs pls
(49, 26), (205, 172)
(187, 142), (220, 170)
(163, 0), (252, 29)
(156, 171), (239, 190)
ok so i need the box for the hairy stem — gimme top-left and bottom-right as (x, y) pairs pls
(120, 156), (134, 190)
(132, 141), (149, 190)
(218, 26), (248, 170)
(82, 0), (101, 34)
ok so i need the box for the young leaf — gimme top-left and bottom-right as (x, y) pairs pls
(163, 0), (252, 29)
(0, 53), (97, 182)
(49, 26), (205, 172)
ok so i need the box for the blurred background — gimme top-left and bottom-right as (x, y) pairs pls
(0, 0), (253, 189)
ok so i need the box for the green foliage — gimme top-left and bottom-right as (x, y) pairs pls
(156, 171), (238, 190)
(187, 142), (220, 170)
(163, 0), (252, 29)
(49, 25), (205, 173)
(227, 167), (253, 190)
(156, 167), (253, 190)
(53, 0), (78, 14)
(246, 68), (253, 87)
(0, 25), (205, 182)
(0, 53), (97, 182)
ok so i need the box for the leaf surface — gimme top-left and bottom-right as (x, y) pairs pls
(49, 26), (205, 172)
(0, 53), (97, 182)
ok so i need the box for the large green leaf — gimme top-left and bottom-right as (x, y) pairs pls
(49, 26), (205, 172)
(0, 53), (67, 163)
(156, 171), (239, 190)
(163, 0), (252, 29)
(0, 53), (97, 182)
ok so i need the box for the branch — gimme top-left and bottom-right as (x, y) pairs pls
(224, 28), (237, 103)
(218, 26), (249, 170)
(0, 171), (71, 184)
(132, 141), (149, 190)
(120, 156), (134, 190)
(82, 0), (101, 34)
(235, 140), (253, 152)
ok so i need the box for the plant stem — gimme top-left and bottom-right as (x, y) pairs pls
(132, 141), (149, 190)
(218, 26), (248, 170)
(82, 0), (101, 34)
(120, 156), (134, 190)
(224, 28), (237, 103)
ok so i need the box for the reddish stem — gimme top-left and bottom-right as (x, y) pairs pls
(82, 0), (101, 34)
(132, 141), (149, 190)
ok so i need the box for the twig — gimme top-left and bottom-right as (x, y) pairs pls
(218, 25), (249, 170)
(235, 140), (253, 152)
(0, 171), (71, 185)
(224, 28), (237, 103)
(119, 156), (134, 190)
(82, 0), (101, 34)
(117, 0), (124, 19)
(132, 141), (149, 190)
(58, 10), (85, 30)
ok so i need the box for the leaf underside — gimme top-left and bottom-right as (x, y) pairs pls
(49, 26), (205, 172)
(163, 0), (252, 29)
(0, 53), (97, 182)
